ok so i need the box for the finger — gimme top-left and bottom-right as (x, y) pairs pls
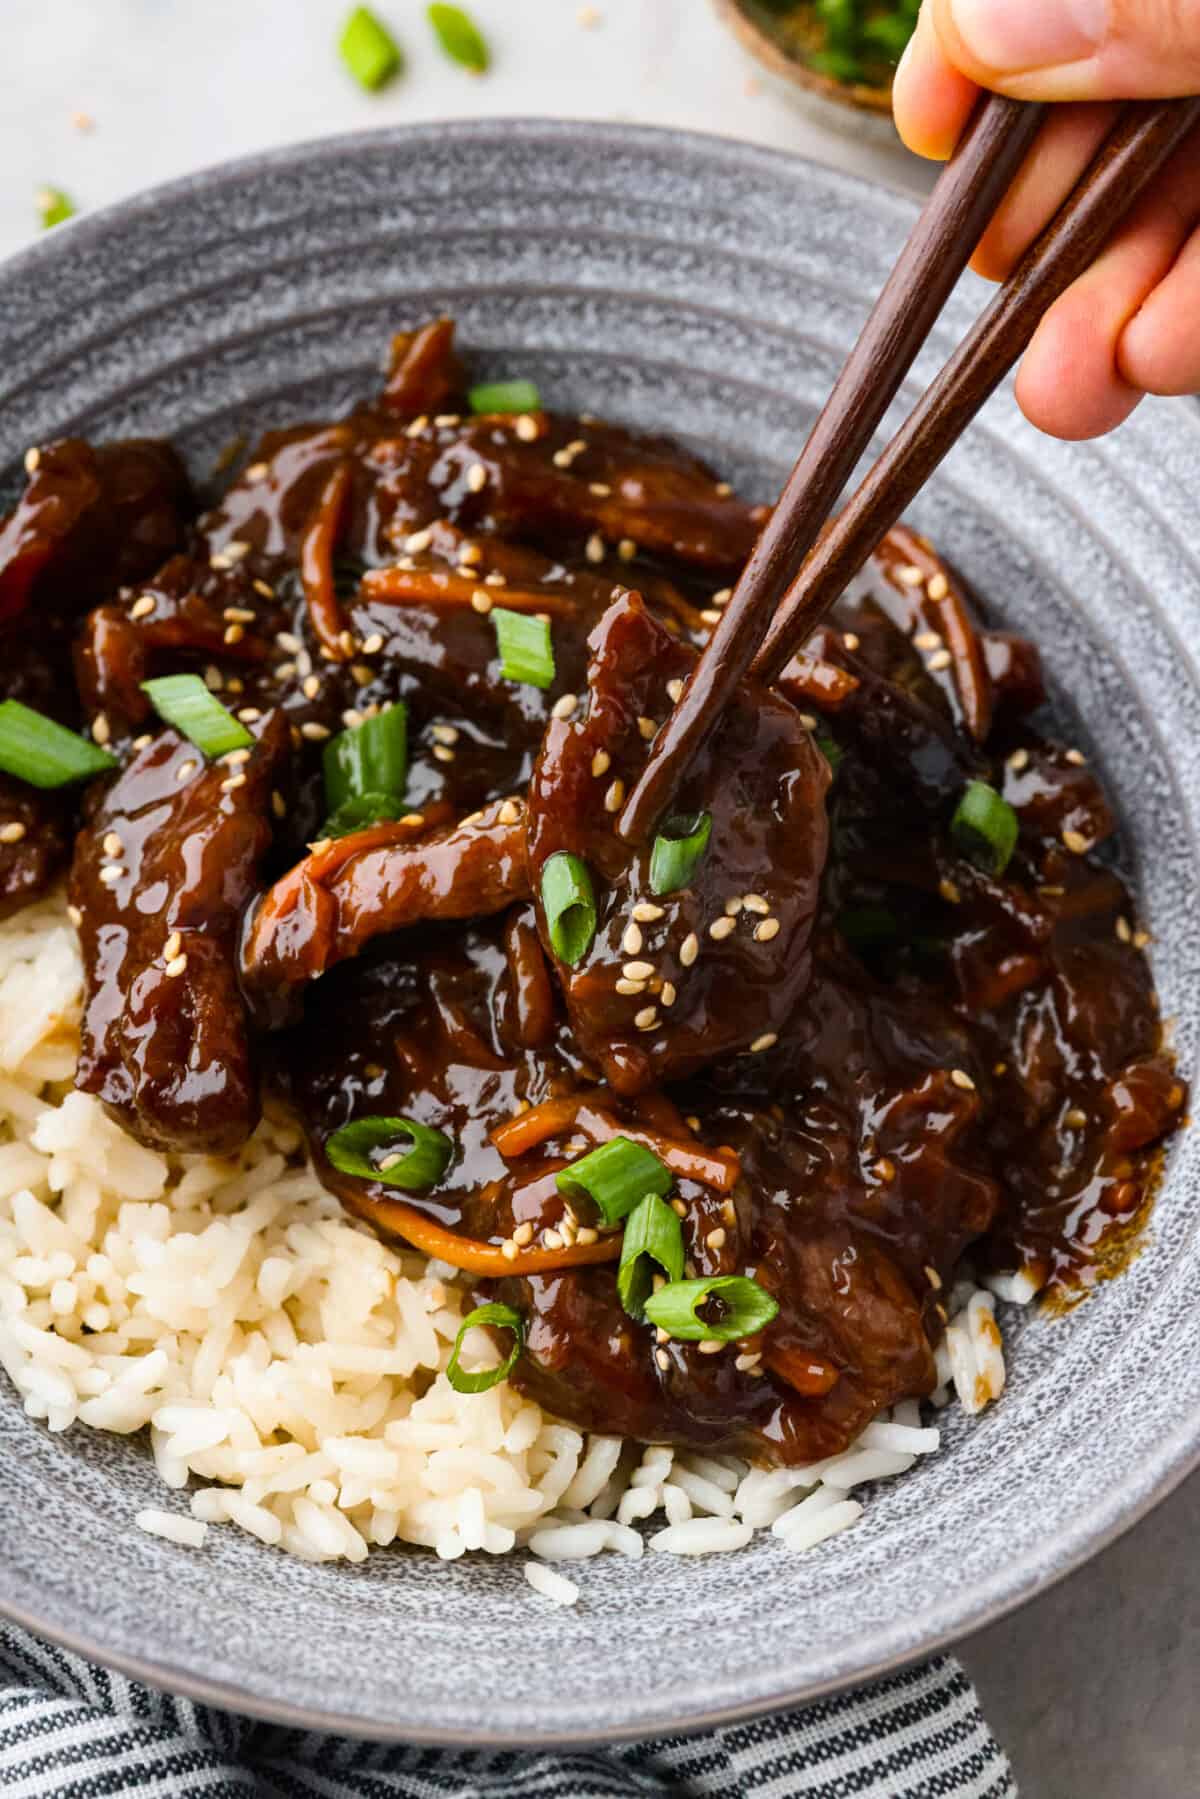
(1015, 181), (1197, 438)
(1119, 228), (1200, 395)
(970, 103), (1119, 281)
(930, 0), (1200, 103)
(893, 3), (980, 160)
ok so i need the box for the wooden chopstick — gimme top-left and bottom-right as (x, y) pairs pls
(619, 94), (1200, 842)
(616, 90), (1045, 844)
(751, 96), (1200, 684)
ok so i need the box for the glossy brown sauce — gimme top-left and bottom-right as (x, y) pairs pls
(0, 317), (1186, 1466)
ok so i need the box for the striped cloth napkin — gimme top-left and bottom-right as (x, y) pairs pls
(0, 1623), (1014, 1797)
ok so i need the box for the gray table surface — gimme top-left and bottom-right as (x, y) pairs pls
(3, 6), (1197, 1792)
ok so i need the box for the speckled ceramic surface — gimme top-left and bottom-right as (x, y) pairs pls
(0, 121), (1197, 1746)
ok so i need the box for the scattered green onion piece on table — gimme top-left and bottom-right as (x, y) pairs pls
(321, 792), (407, 840)
(951, 779), (1019, 877)
(540, 852), (596, 966)
(140, 675), (254, 759)
(468, 379), (541, 416)
(617, 1191), (684, 1320)
(325, 1115), (453, 1191)
(557, 1135), (672, 1227)
(322, 704), (408, 813)
(649, 811), (712, 896)
(427, 2), (490, 71)
(492, 607), (555, 689)
(446, 1302), (524, 1394)
(643, 1274), (779, 1343)
(37, 187), (75, 229)
(0, 701), (116, 788)
(339, 6), (403, 89)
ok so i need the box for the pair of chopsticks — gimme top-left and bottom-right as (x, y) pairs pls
(619, 93), (1200, 844)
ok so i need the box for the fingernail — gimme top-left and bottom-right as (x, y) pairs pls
(948, 0), (1108, 72)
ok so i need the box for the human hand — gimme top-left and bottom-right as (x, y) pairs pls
(893, 1), (1200, 438)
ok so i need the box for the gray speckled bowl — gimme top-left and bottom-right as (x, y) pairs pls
(0, 121), (1198, 1746)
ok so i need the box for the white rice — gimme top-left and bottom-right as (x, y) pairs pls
(0, 893), (1025, 1600)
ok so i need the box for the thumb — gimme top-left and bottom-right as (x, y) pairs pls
(930, 0), (1200, 101)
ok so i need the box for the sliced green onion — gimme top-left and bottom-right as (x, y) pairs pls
(649, 811), (712, 896)
(617, 1192), (684, 1320)
(468, 379), (541, 416)
(140, 675), (254, 759)
(325, 1115), (453, 1191)
(322, 705), (407, 813)
(0, 702), (116, 789)
(36, 187), (75, 229)
(951, 779), (1019, 877)
(540, 852), (596, 966)
(321, 792), (407, 840)
(339, 6), (403, 88)
(643, 1275), (779, 1343)
(557, 1135), (672, 1227)
(446, 1302), (524, 1394)
(492, 607), (555, 689)
(427, 2), (490, 71)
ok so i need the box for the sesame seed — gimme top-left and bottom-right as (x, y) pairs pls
(552, 448), (576, 469)
(925, 1264), (943, 1290)
(1008, 748), (1030, 772)
(301, 675), (321, 700)
(432, 744), (456, 764)
(712, 588), (733, 606)
(670, 1198), (687, 1218)
(237, 708), (262, 723)
(734, 1353), (761, 1373)
(431, 723), (460, 746)
(926, 572), (949, 601)
(224, 606), (256, 623)
(591, 749), (611, 778)
(129, 594), (156, 621)
(1065, 748), (1086, 766)
(404, 529), (433, 554)
(588, 482), (612, 497)
(276, 631), (301, 654)
(1065, 1107), (1088, 1128)
(509, 1221), (534, 1248)
(500, 1239), (518, 1261)
(223, 540), (251, 563)
(253, 579), (275, 599)
(552, 692), (578, 720)
(401, 812), (426, 827)
(341, 709), (363, 730)
(66, 904), (83, 928)
(515, 414), (539, 442)
(842, 631), (860, 651)
(1133, 928), (1151, 950)
(754, 918), (781, 943)
(220, 771), (247, 793)
(1062, 828), (1090, 855)
(709, 916), (736, 941)
(300, 722), (331, 741)
(585, 533), (606, 563)
(23, 448), (40, 474)
(165, 954), (188, 978)
(0, 822), (26, 845)
(706, 1228), (727, 1250)
(101, 831), (123, 859)
(742, 893), (769, 914)
(604, 779), (625, 813)
(271, 791), (287, 819)
(700, 609), (722, 626)
(132, 735), (152, 750)
(927, 649), (953, 672)
(1115, 916), (1132, 943)
(656, 1348), (670, 1371)
(485, 571), (507, 587)
(632, 903), (664, 922)
(466, 462), (487, 493)
(680, 932), (699, 967)
(176, 759), (198, 782)
(338, 629), (356, 657)
(660, 981), (676, 1007)
(615, 978), (646, 996)
(162, 931), (183, 963)
(939, 878), (961, 905)
(622, 922), (644, 955)
(91, 713), (111, 746)
(209, 553), (233, 571)
(634, 1006), (659, 1030)
(750, 1032), (778, 1054)
(617, 539), (637, 562)
(666, 678), (684, 704)
(898, 564), (925, 587)
(913, 630), (942, 651)
(542, 1228), (563, 1251)
(223, 623), (245, 646)
(950, 1068), (976, 1091)
(724, 897), (744, 918)
(721, 1199), (736, 1225)
(465, 588), (493, 617)
(434, 413), (461, 428)
(623, 960), (655, 980)
(698, 1340), (724, 1356)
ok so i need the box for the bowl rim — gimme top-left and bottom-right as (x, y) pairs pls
(0, 115), (1198, 1747)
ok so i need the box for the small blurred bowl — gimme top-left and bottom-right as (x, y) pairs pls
(713, 0), (901, 143)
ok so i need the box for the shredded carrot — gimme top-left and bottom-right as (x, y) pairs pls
(489, 1095), (583, 1159)
(340, 1189), (620, 1276)
(300, 460), (353, 659)
(763, 1346), (840, 1398)
(361, 565), (575, 617)
(489, 1092), (740, 1192)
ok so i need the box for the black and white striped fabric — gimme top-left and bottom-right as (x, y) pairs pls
(0, 1623), (1014, 1798)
